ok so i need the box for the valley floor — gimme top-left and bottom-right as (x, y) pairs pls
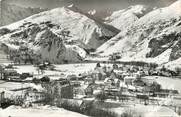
(1, 63), (181, 117)
(10, 64), (181, 93)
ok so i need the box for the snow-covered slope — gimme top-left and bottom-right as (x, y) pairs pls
(164, 58), (181, 70)
(0, 5), (118, 63)
(96, 0), (181, 65)
(105, 5), (152, 30)
(0, 105), (88, 117)
(0, 1), (44, 26)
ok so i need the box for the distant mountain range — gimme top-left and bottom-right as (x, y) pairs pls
(104, 5), (153, 30)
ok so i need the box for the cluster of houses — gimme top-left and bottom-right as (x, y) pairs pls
(0, 64), (33, 81)
(0, 78), (74, 108)
(0, 62), (181, 108)
(79, 63), (180, 103)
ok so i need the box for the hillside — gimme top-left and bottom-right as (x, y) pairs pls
(96, 0), (181, 69)
(105, 5), (152, 30)
(0, 5), (119, 63)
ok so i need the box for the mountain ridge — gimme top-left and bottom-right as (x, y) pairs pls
(95, 0), (181, 69)
(0, 6), (119, 63)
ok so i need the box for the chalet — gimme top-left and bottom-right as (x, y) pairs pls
(84, 84), (94, 96)
(133, 79), (146, 87)
(112, 63), (119, 69)
(105, 66), (114, 75)
(3, 69), (20, 80)
(142, 78), (156, 86)
(109, 72), (117, 79)
(130, 66), (139, 72)
(136, 94), (149, 105)
(84, 76), (95, 85)
(25, 88), (45, 103)
(142, 68), (150, 76)
(124, 76), (136, 85)
(0, 90), (15, 109)
(122, 65), (130, 72)
(104, 78), (120, 88)
(119, 82), (128, 91)
(42, 79), (74, 100)
(92, 67), (106, 80)
(122, 72), (130, 78)
(113, 69), (123, 75)
(114, 70), (130, 79)
(132, 71), (143, 79)
(105, 88), (119, 97)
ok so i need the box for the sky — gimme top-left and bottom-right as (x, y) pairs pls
(6, 0), (177, 11)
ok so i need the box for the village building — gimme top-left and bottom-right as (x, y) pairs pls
(42, 79), (74, 101)
(84, 75), (95, 85)
(0, 91), (5, 102)
(121, 71), (130, 79)
(104, 78), (120, 89)
(109, 72), (117, 79)
(3, 69), (20, 80)
(124, 76), (136, 85)
(24, 88), (45, 103)
(119, 81), (128, 90)
(0, 65), (5, 79)
(141, 78), (156, 86)
(112, 63), (119, 69)
(154, 89), (179, 98)
(92, 67), (106, 81)
(84, 84), (94, 96)
(133, 79), (146, 87)
(113, 69), (127, 79)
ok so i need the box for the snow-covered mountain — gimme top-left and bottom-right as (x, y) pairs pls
(0, 5), (119, 63)
(105, 5), (152, 30)
(0, 1), (44, 26)
(96, 0), (181, 68)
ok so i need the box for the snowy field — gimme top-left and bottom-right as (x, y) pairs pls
(14, 63), (97, 77)
(55, 63), (97, 75)
(0, 105), (88, 117)
(112, 104), (179, 117)
(0, 80), (30, 91)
